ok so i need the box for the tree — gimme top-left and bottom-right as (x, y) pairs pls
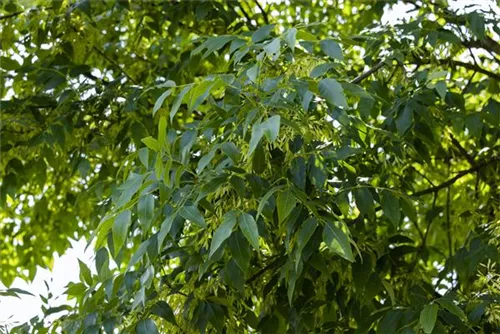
(1, 0), (500, 332)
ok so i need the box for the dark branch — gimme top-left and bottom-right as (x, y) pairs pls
(351, 60), (386, 84)
(445, 59), (500, 81)
(0, 11), (24, 20)
(412, 157), (499, 197)
(92, 46), (137, 84)
(450, 134), (475, 166)
(453, 31), (500, 56)
(238, 3), (256, 28)
(246, 256), (285, 284)
(254, 0), (269, 25)
(410, 58), (500, 81)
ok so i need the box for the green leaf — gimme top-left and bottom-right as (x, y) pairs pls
(238, 212), (259, 251)
(247, 64), (259, 83)
(180, 130), (197, 164)
(248, 122), (264, 157)
(310, 63), (337, 79)
(138, 194), (154, 232)
(228, 231), (251, 275)
(127, 240), (150, 271)
(155, 153), (163, 179)
(320, 39), (343, 61)
(396, 103), (413, 135)
(252, 24), (275, 43)
(435, 81), (447, 99)
(468, 12), (485, 40)
(158, 214), (175, 250)
(354, 188), (374, 217)
(116, 173), (145, 208)
(420, 304), (438, 334)
(323, 220), (354, 262)
(197, 148), (217, 174)
(296, 29), (317, 41)
(180, 206), (206, 228)
(170, 84), (192, 121)
(220, 142), (240, 162)
(401, 197), (417, 222)
(141, 137), (160, 152)
(263, 38), (281, 60)
(136, 319), (159, 334)
(380, 191), (400, 227)
(151, 301), (177, 326)
(318, 78), (347, 108)
(256, 185), (286, 219)
(78, 259), (93, 286)
(1, 57), (21, 70)
(198, 35), (233, 59)
(153, 89), (173, 116)
(277, 190), (297, 224)
(95, 248), (110, 280)
(436, 298), (466, 321)
(187, 80), (217, 111)
(428, 70), (448, 81)
(261, 115), (280, 142)
(252, 142), (266, 174)
(209, 211), (237, 257)
(112, 210), (131, 254)
(295, 217), (318, 264)
(158, 116), (167, 150)
(283, 27), (297, 51)
(224, 259), (245, 293)
(342, 83), (374, 100)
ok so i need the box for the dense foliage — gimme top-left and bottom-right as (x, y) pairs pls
(1, 0), (500, 332)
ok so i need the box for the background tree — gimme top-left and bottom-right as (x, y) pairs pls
(1, 0), (499, 332)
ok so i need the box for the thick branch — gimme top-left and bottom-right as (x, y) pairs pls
(463, 37), (500, 57)
(412, 157), (499, 197)
(444, 59), (500, 81)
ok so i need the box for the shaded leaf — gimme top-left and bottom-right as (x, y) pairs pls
(238, 212), (259, 251)
(420, 304), (438, 334)
(318, 78), (347, 108)
(180, 206), (206, 228)
(323, 220), (354, 262)
(277, 190), (297, 224)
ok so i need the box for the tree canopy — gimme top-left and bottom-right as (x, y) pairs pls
(1, 0), (500, 333)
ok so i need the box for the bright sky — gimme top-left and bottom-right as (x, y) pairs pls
(1, 0), (498, 328)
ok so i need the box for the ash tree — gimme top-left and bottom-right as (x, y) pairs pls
(1, 0), (500, 333)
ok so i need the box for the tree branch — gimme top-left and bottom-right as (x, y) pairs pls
(246, 256), (285, 284)
(0, 11), (24, 20)
(237, 3), (256, 28)
(411, 57), (500, 81)
(411, 157), (499, 197)
(254, 0), (269, 25)
(351, 60), (386, 84)
(92, 46), (137, 84)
